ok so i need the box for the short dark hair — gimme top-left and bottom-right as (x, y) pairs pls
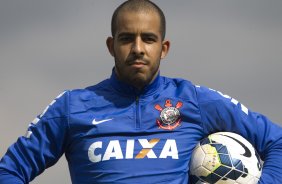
(111, 0), (166, 40)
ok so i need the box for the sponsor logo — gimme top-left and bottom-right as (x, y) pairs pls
(88, 139), (179, 163)
(155, 99), (183, 130)
(92, 118), (113, 125)
(220, 134), (251, 158)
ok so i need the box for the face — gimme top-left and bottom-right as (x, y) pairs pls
(107, 10), (170, 89)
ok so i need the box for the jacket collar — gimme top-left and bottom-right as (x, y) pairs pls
(109, 69), (161, 97)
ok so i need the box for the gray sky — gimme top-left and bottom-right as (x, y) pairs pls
(0, 1), (281, 183)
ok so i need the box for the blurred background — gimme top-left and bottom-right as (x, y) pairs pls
(0, 0), (281, 183)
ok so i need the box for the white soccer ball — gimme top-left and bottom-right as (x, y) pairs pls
(190, 132), (263, 184)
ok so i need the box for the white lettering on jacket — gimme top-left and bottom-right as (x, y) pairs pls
(196, 85), (249, 115)
(24, 91), (66, 138)
(88, 139), (179, 163)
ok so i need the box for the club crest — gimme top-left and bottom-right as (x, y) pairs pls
(155, 99), (183, 130)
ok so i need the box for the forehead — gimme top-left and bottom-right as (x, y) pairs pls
(115, 10), (161, 36)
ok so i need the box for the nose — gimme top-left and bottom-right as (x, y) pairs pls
(131, 37), (144, 56)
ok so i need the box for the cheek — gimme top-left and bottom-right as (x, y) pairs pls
(114, 46), (130, 60)
(150, 48), (163, 61)
(147, 44), (162, 56)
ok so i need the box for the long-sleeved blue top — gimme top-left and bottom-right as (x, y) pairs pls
(1, 72), (282, 183)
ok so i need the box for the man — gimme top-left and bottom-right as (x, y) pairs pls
(0, 0), (282, 183)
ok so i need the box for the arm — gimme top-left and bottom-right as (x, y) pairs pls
(195, 86), (282, 184)
(0, 91), (69, 183)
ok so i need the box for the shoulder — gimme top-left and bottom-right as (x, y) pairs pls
(69, 78), (112, 100)
(160, 76), (198, 102)
(194, 85), (236, 105)
(160, 76), (235, 105)
(161, 76), (196, 93)
(162, 76), (194, 87)
(67, 79), (114, 113)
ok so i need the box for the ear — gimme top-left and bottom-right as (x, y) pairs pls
(106, 37), (114, 57)
(160, 40), (170, 59)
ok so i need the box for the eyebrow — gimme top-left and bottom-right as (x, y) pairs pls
(117, 32), (159, 40)
(117, 32), (135, 39)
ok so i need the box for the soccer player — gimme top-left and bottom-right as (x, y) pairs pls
(1, 0), (282, 183)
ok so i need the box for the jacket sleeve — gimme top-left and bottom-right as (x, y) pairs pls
(0, 91), (70, 183)
(195, 85), (282, 184)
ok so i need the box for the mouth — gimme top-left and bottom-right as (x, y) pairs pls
(130, 60), (146, 65)
(128, 59), (147, 68)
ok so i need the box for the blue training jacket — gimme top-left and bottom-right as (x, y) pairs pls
(1, 71), (282, 183)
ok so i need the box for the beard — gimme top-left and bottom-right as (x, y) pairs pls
(114, 58), (160, 90)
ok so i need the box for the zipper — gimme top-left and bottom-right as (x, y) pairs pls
(135, 95), (141, 129)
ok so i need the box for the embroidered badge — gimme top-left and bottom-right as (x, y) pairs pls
(155, 99), (183, 130)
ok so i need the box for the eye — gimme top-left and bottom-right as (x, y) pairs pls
(142, 34), (158, 43)
(143, 37), (155, 43)
(118, 35), (134, 43)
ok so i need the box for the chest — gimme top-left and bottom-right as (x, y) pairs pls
(66, 97), (205, 182)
